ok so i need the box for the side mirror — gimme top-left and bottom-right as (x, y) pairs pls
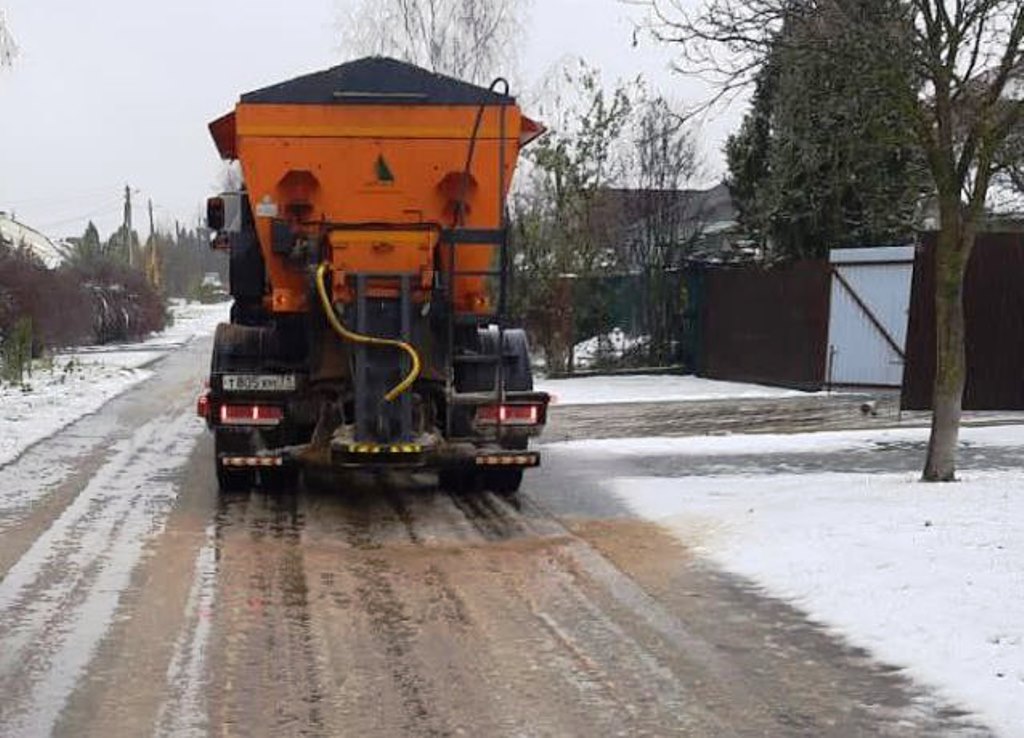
(207, 197), (225, 231)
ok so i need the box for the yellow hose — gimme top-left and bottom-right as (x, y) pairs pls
(315, 263), (422, 403)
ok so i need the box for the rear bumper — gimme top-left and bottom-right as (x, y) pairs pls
(216, 439), (541, 472)
(326, 441), (540, 470)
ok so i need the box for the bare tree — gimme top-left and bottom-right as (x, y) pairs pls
(511, 60), (638, 373)
(340, 0), (526, 84)
(636, 0), (1024, 481)
(624, 94), (700, 364)
(0, 10), (17, 69)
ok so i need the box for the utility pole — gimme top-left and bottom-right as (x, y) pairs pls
(146, 198), (162, 290)
(123, 185), (133, 267)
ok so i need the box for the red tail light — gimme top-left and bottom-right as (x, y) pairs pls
(197, 392), (211, 420)
(476, 404), (542, 426)
(219, 404), (284, 427)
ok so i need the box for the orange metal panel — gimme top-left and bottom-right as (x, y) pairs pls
(234, 104), (522, 140)
(328, 229), (435, 301)
(220, 99), (535, 315)
(209, 113), (238, 160)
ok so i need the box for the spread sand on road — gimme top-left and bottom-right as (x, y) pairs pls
(564, 429), (1024, 737)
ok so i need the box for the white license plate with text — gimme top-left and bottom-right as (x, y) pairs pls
(222, 374), (297, 393)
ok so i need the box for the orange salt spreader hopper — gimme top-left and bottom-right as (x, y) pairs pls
(208, 56), (545, 316)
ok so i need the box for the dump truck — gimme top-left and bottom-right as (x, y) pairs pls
(198, 57), (550, 494)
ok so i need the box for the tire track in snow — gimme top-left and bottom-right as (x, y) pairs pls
(153, 522), (218, 738)
(0, 410), (203, 738)
(0, 421), (123, 543)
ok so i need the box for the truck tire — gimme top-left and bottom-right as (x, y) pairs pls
(211, 322), (276, 374)
(481, 469), (523, 495)
(479, 436), (527, 496)
(439, 467), (522, 495)
(214, 429), (298, 492)
(498, 329), (534, 392)
(466, 327), (533, 392)
(448, 328), (533, 496)
(480, 329), (531, 496)
(438, 468), (479, 494)
(260, 465), (300, 492)
(215, 430), (255, 492)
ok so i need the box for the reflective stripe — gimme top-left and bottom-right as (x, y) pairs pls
(221, 456), (284, 468)
(344, 443), (423, 455)
(475, 454), (540, 467)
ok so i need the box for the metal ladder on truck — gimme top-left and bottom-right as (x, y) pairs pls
(443, 90), (514, 441)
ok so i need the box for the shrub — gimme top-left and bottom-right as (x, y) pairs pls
(0, 243), (165, 357)
(69, 256), (166, 342)
(1, 316), (32, 384)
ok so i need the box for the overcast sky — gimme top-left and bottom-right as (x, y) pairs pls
(0, 1), (744, 240)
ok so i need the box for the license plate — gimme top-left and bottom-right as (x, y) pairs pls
(222, 374), (297, 393)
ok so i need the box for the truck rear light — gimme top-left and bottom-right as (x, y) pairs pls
(219, 404), (284, 427)
(197, 392), (211, 420)
(476, 404), (543, 426)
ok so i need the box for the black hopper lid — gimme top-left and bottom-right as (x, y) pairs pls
(241, 57), (516, 106)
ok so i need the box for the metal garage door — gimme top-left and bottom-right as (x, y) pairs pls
(827, 246), (915, 388)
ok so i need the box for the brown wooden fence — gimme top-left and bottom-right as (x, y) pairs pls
(902, 231), (1024, 410)
(698, 260), (831, 390)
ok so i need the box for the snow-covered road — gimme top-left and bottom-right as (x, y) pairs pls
(0, 300), (228, 468)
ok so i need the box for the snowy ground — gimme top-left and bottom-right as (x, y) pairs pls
(537, 373), (813, 406)
(557, 428), (1024, 736)
(0, 300), (228, 468)
(572, 328), (647, 369)
(552, 423), (1024, 458)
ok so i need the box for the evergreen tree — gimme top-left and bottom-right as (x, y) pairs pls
(725, 1), (928, 260)
(70, 221), (103, 265)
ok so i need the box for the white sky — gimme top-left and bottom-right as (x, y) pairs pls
(0, 1), (744, 241)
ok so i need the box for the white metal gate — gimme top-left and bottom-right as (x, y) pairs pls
(827, 246), (915, 388)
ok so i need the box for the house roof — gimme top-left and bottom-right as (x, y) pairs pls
(240, 56), (516, 107)
(0, 213), (70, 269)
(594, 183), (737, 238)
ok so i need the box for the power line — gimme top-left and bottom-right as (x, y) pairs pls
(35, 198), (124, 232)
(2, 184), (126, 209)
(20, 185), (169, 240)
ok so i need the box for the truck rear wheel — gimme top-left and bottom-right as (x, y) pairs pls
(214, 430), (298, 492)
(481, 469), (523, 495)
(215, 430), (255, 492)
(448, 328), (532, 497)
(439, 468), (479, 494)
(440, 468), (524, 496)
(260, 466), (300, 492)
(216, 464), (255, 493)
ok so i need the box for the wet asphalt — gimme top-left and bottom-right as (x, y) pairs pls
(0, 336), (1002, 737)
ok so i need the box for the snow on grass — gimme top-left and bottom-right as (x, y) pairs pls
(547, 423), (1024, 456)
(537, 373), (813, 406)
(573, 328), (647, 369)
(0, 300), (228, 468)
(590, 432), (1024, 736)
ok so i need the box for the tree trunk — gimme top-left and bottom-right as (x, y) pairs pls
(922, 225), (972, 482)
